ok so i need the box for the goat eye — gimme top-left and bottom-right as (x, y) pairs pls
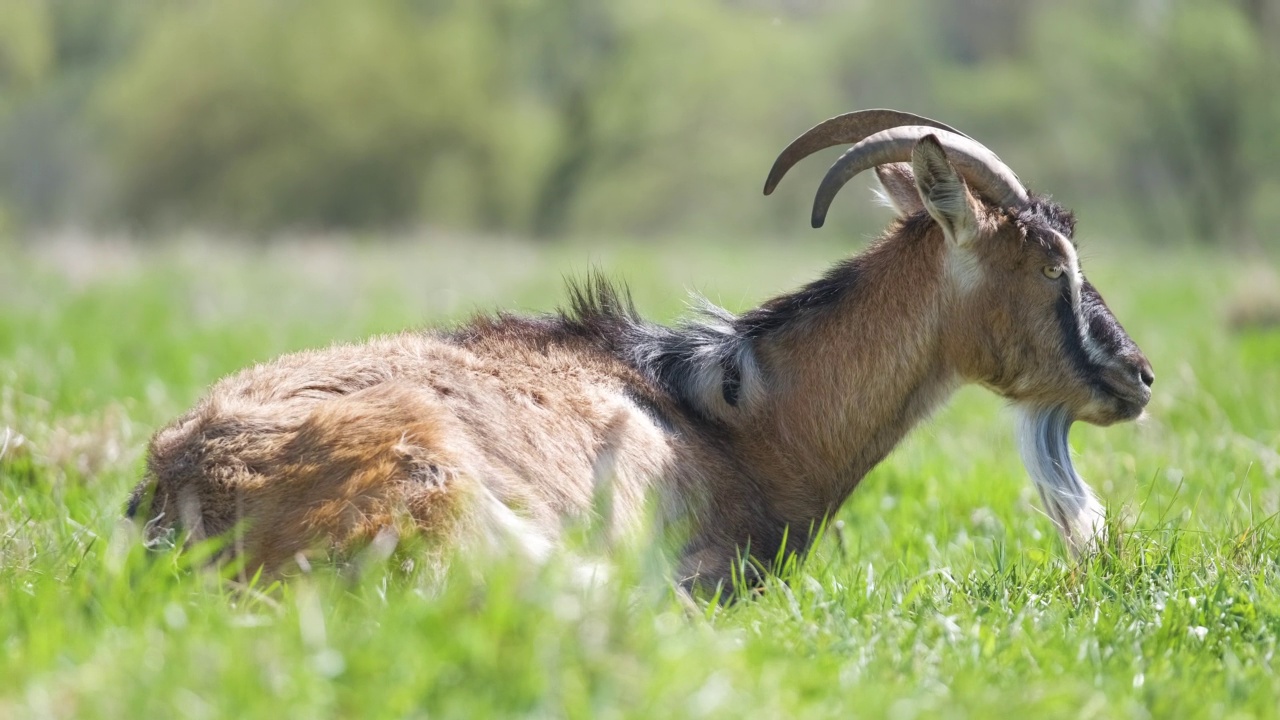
(1042, 265), (1064, 279)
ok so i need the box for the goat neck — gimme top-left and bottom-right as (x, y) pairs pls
(736, 219), (961, 524)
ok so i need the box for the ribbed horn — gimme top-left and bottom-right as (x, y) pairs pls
(763, 109), (968, 196)
(811, 127), (1029, 228)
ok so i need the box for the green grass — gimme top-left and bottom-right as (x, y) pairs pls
(2, 231), (1278, 718)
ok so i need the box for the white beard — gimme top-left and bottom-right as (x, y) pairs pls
(1015, 405), (1106, 556)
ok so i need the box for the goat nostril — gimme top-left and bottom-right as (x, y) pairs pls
(1139, 366), (1154, 388)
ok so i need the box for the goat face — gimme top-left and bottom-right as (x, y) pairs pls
(951, 201), (1153, 427)
(765, 111), (1153, 428)
(878, 139), (1153, 427)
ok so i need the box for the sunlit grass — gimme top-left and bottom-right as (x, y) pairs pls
(2, 232), (1278, 718)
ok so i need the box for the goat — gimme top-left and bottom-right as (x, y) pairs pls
(126, 109), (1153, 591)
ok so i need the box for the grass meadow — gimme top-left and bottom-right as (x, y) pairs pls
(2, 231), (1278, 718)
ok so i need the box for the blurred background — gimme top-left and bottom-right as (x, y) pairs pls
(5, 5), (1280, 715)
(1, 0), (1279, 247)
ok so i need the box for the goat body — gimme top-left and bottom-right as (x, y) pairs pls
(129, 110), (1153, 590)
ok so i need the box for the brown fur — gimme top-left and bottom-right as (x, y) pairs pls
(129, 138), (1151, 592)
(132, 332), (691, 577)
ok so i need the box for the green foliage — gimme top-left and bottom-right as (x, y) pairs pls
(1030, 0), (1280, 246)
(0, 2), (54, 100)
(89, 0), (831, 236)
(2, 1), (1280, 241)
(2, 234), (1279, 716)
(98, 0), (474, 230)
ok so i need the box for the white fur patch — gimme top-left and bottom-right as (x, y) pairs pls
(473, 485), (555, 562)
(871, 187), (897, 211)
(1054, 232), (1083, 308)
(679, 299), (762, 415)
(1053, 232), (1108, 366)
(945, 247), (983, 295)
(472, 484), (616, 591)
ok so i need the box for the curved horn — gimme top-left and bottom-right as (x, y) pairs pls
(763, 109), (969, 196)
(811, 127), (1029, 228)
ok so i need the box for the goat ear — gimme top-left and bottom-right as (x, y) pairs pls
(873, 163), (924, 217)
(911, 135), (979, 245)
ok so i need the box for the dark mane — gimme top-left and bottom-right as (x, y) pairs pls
(445, 273), (751, 419)
(1017, 195), (1077, 240)
(452, 261), (866, 420)
(736, 257), (862, 339)
(443, 274), (641, 353)
(566, 274), (754, 417)
(557, 273), (645, 349)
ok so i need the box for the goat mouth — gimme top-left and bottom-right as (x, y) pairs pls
(1098, 379), (1150, 419)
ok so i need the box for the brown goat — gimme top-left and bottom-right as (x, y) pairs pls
(127, 110), (1153, 591)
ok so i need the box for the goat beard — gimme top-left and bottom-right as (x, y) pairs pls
(1015, 405), (1106, 556)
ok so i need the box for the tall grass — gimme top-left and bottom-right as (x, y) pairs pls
(2, 232), (1278, 718)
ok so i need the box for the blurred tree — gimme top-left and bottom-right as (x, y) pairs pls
(0, 0), (145, 229)
(94, 0), (834, 237)
(517, 0), (829, 237)
(0, 2), (53, 101)
(97, 0), (483, 230)
(522, 0), (630, 238)
(1033, 0), (1279, 245)
(0, 0), (1276, 244)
